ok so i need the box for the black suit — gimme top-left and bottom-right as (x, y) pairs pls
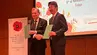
(49, 12), (68, 55)
(28, 18), (47, 55)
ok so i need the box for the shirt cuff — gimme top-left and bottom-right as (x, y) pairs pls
(33, 34), (36, 38)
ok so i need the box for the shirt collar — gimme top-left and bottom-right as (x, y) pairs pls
(34, 18), (39, 22)
(53, 12), (58, 17)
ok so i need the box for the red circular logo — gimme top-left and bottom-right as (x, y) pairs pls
(13, 21), (22, 31)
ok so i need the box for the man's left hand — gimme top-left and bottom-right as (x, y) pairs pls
(49, 31), (56, 37)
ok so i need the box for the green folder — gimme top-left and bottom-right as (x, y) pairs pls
(43, 25), (53, 39)
(24, 24), (30, 38)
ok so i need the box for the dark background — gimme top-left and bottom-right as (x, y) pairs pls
(0, 0), (34, 55)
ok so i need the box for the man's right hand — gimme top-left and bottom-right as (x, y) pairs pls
(34, 34), (43, 40)
(29, 30), (37, 35)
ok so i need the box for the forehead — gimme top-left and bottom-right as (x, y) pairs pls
(49, 5), (55, 8)
(32, 9), (39, 13)
(32, 9), (37, 12)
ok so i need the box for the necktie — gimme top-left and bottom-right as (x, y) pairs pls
(32, 21), (37, 30)
(50, 16), (54, 24)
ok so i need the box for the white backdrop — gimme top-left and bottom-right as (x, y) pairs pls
(36, 0), (97, 35)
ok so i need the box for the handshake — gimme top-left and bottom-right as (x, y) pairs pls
(29, 30), (56, 40)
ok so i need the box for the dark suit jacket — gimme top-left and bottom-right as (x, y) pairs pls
(29, 18), (47, 48)
(49, 12), (68, 46)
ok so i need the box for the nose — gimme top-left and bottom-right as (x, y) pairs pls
(48, 8), (50, 11)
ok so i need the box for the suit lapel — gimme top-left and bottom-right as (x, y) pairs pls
(53, 12), (59, 24)
(36, 18), (41, 30)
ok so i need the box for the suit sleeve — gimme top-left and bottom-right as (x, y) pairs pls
(55, 14), (68, 36)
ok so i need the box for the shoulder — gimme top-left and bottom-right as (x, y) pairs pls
(39, 18), (47, 21)
(57, 12), (64, 17)
(57, 13), (66, 20)
(39, 18), (47, 23)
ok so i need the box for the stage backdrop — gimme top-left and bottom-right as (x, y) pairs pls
(36, 0), (97, 36)
(8, 17), (28, 55)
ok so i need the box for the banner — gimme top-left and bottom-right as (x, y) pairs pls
(8, 17), (28, 55)
(36, 0), (97, 36)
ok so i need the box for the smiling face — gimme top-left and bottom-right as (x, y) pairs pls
(48, 1), (58, 15)
(48, 4), (58, 15)
(31, 8), (40, 20)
